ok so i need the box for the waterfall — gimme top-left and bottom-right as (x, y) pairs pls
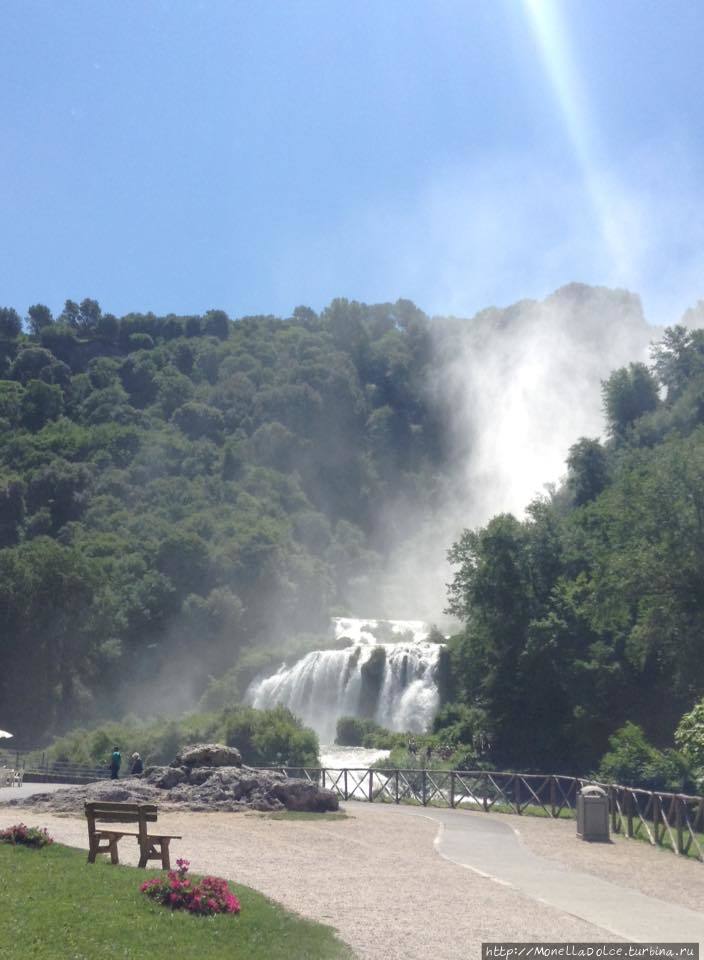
(245, 618), (443, 743)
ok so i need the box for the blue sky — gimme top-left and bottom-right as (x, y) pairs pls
(2, 0), (703, 325)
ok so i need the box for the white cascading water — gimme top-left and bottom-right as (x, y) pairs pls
(245, 617), (443, 744)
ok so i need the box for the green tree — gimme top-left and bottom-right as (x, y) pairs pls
(155, 529), (211, 594)
(674, 699), (704, 785)
(172, 402), (224, 442)
(651, 325), (704, 402)
(203, 309), (230, 340)
(27, 304), (54, 336)
(27, 458), (92, 530)
(96, 312), (120, 341)
(0, 476), (25, 547)
(0, 307), (22, 339)
(598, 723), (689, 791)
(120, 352), (159, 407)
(0, 381), (24, 427)
(20, 380), (63, 430)
(39, 323), (78, 363)
(567, 437), (609, 505)
(11, 347), (56, 384)
(602, 363), (659, 437)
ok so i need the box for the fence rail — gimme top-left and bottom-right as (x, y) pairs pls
(266, 766), (704, 862)
(0, 750), (106, 784)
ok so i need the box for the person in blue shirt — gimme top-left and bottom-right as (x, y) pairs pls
(110, 747), (121, 780)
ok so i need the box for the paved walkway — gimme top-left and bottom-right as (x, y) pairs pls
(391, 805), (704, 943)
(0, 782), (69, 802)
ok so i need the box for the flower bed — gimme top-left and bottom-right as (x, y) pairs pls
(141, 859), (241, 916)
(0, 823), (54, 848)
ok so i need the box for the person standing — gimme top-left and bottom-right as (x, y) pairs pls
(110, 746), (121, 780)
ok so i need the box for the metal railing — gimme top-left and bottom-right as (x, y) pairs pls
(0, 750), (106, 784)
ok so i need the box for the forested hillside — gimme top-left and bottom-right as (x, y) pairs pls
(444, 323), (704, 778)
(0, 285), (663, 761)
(0, 298), (443, 743)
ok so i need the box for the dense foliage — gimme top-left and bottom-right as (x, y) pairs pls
(34, 705), (319, 769)
(596, 723), (689, 792)
(334, 716), (406, 749)
(0, 298), (442, 743)
(675, 698), (704, 784)
(443, 325), (704, 779)
(4, 286), (698, 787)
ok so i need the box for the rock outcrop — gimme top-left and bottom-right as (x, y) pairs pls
(171, 743), (242, 769)
(7, 743), (338, 815)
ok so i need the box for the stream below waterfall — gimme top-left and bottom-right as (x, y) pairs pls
(245, 617), (444, 746)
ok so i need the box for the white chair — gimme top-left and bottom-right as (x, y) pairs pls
(12, 769), (24, 788)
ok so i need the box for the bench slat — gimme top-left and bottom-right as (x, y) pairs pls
(87, 812), (158, 823)
(85, 802), (158, 823)
(94, 829), (140, 837)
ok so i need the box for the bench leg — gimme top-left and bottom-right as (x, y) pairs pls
(160, 839), (171, 870)
(87, 838), (98, 864)
(109, 838), (119, 865)
(138, 843), (148, 868)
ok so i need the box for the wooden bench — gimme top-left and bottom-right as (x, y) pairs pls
(85, 801), (181, 868)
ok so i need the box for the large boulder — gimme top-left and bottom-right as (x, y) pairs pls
(270, 780), (339, 812)
(149, 766), (187, 789)
(171, 743), (242, 769)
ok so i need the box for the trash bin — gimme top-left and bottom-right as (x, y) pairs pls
(576, 784), (610, 841)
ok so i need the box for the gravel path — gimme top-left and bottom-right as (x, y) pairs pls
(1, 802), (701, 959)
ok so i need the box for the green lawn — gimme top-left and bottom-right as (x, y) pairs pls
(0, 843), (355, 960)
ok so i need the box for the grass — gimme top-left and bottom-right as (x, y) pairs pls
(0, 842), (355, 960)
(487, 801), (576, 819)
(608, 812), (704, 861)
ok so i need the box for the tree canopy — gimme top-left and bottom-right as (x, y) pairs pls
(444, 325), (704, 776)
(0, 297), (444, 743)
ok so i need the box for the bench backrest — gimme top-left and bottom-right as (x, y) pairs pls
(85, 801), (158, 826)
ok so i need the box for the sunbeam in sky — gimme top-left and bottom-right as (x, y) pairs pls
(521, 0), (633, 284)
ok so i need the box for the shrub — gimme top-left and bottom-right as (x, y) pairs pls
(222, 705), (319, 767)
(0, 823), (53, 847)
(597, 722), (691, 791)
(335, 716), (404, 750)
(140, 859), (240, 915)
(675, 698), (704, 786)
(33, 704), (321, 769)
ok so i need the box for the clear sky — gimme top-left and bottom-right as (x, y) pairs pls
(2, 0), (703, 325)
